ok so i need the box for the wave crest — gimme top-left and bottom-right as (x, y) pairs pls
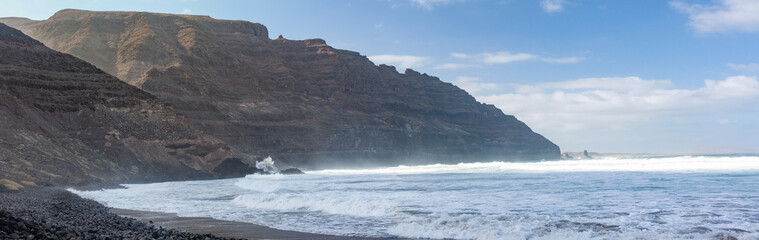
(307, 155), (759, 175)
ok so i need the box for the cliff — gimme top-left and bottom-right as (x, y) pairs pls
(1, 10), (559, 169)
(0, 23), (239, 188)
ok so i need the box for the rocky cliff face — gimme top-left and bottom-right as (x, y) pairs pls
(0, 23), (237, 188)
(1, 10), (560, 169)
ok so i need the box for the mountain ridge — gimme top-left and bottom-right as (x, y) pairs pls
(0, 23), (243, 188)
(1, 9), (560, 169)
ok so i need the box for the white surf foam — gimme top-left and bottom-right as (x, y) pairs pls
(307, 155), (759, 175)
(70, 155), (759, 240)
(255, 156), (279, 173)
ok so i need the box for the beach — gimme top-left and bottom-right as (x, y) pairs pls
(0, 187), (381, 240)
(111, 208), (385, 239)
(0, 187), (231, 239)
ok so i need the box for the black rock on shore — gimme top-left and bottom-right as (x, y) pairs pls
(0, 187), (239, 240)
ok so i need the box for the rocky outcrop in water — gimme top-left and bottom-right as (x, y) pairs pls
(0, 23), (239, 187)
(280, 168), (304, 175)
(1, 9), (560, 169)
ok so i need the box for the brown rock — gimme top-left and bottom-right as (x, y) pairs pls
(1, 9), (560, 169)
(0, 23), (235, 186)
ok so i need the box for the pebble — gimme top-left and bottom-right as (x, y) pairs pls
(0, 187), (240, 240)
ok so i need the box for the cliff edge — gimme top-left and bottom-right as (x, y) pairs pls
(1, 10), (560, 169)
(0, 23), (239, 188)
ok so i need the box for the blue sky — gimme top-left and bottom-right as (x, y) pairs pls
(2, 0), (759, 153)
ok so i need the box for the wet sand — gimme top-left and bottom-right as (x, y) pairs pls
(112, 208), (389, 240)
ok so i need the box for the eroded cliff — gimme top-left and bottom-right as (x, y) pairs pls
(0, 23), (236, 188)
(1, 10), (559, 169)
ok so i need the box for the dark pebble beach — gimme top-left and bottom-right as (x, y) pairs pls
(0, 187), (393, 240)
(0, 187), (237, 240)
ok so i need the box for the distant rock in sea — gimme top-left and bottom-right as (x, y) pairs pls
(0, 23), (245, 187)
(1, 9), (559, 169)
(280, 168), (305, 175)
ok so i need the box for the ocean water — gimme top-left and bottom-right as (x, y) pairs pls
(71, 155), (759, 239)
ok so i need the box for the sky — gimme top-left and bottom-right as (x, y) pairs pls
(1, 0), (758, 154)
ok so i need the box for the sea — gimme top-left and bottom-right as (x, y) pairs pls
(70, 154), (759, 239)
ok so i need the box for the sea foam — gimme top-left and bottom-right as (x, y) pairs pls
(71, 155), (759, 239)
(308, 155), (759, 175)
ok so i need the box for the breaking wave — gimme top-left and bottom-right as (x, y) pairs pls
(308, 155), (759, 175)
(72, 155), (759, 239)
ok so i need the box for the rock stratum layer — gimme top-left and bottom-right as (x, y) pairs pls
(1, 9), (559, 169)
(0, 23), (238, 188)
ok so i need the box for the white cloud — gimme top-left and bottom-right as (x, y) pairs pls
(434, 63), (478, 70)
(728, 63), (759, 71)
(410, 0), (457, 9)
(451, 53), (470, 59)
(368, 55), (430, 70)
(478, 75), (759, 135)
(515, 77), (673, 93)
(452, 51), (583, 64)
(540, 0), (567, 13)
(182, 8), (192, 14)
(374, 23), (384, 28)
(482, 52), (539, 64)
(541, 57), (584, 63)
(454, 76), (500, 95)
(671, 0), (759, 33)
(717, 118), (736, 124)
(703, 75), (759, 99)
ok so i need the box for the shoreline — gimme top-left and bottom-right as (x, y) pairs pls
(0, 187), (396, 240)
(111, 208), (385, 240)
(0, 187), (231, 239)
